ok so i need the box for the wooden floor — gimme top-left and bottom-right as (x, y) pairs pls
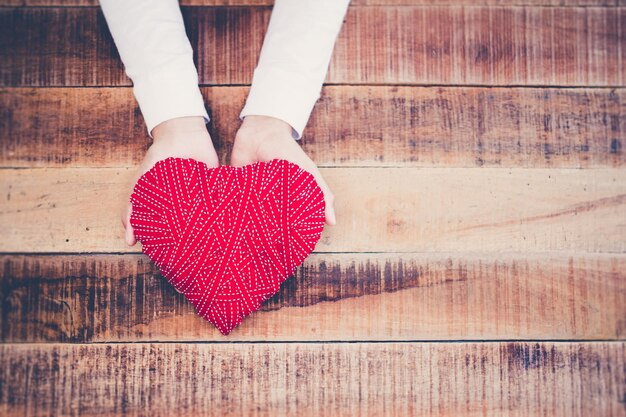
(1, 0), (625, 416)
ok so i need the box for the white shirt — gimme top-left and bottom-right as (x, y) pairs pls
(98, 0), (351, 140)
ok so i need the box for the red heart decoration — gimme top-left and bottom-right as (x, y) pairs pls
(129, 157), (325, 335)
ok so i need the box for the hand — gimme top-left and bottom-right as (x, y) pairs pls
(122, 116), (219, 246)
(230, 115), (336, 226)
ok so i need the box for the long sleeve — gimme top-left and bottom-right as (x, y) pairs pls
(239, 0), (351, 140)
(99, 0), (209, 138)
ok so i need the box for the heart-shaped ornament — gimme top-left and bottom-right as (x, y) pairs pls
(129, 157), (325, 335)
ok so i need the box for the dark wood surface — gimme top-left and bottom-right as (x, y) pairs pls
(1, 7), (625, 87)
(0, 342), (624, 417)
(2, 254), (624, 342)
(1, 86), (624, 168)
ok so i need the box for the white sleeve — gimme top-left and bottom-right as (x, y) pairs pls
(239, 0), (351, 140)
(99, 0), (209, 138)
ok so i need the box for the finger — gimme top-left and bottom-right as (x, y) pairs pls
(124, 203), (137, 246)
(302, 164), (336, 226)
(229, 150), (254, 167)
(322, 189), (336, 226)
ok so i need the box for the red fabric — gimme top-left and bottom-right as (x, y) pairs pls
(129, 157), (325, 335)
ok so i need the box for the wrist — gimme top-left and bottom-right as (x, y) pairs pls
(151, 116), (208, 142)
(239, 115), (292, 137)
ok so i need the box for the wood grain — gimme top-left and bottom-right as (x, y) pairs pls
(0, 342), (624, 416)
(1, 7), (624, 87)
(1, 253), (625, 342)
(2, 167), (625, 253)
(1, 86), (624, 168)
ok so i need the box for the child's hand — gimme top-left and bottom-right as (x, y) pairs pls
(231, 115), (336, 226)
(122, 116), (219, 246)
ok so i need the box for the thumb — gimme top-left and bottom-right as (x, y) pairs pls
(322, 189), (336, 226)
(305, 166), (336, 226)
(122, 202), (137, 246)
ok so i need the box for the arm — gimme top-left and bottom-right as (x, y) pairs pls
(99, 0), (218, 246)
(99, 0), (209, 137)
(239, 0), (351, 140)
(233, 0), (351, 226)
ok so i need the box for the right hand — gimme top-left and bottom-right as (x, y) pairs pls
(230, 115), (336, 226)
(122, 116), (219, 246)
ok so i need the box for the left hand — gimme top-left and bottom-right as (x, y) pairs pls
(231, 115), (336, 226)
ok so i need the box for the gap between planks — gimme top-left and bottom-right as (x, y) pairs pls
(1, 340), (625, 345)
(1, 1), (625, 7)
(1, 6), (624, 86)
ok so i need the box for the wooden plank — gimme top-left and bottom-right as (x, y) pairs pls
(1, 253), (624, 342)
(1, 167), (625, 253)
(1, 0), (624, 7)
(0, 342), (623, 416)
(248, 167), (626, 253)
(1, 7), (624, 87)
(1, 86), (624, 168)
